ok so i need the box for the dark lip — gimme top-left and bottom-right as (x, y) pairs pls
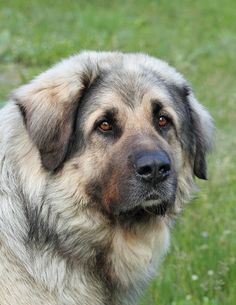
(145, 193), (160, 201)
(118, 201), (169, 219)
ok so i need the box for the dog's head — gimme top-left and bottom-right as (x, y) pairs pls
(14, 52), (213, 221)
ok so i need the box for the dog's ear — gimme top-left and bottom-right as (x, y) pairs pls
(186, 90), (214, 180)
(13, 57), (97, 171)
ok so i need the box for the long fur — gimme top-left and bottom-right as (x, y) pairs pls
(0, 51), (213, 305)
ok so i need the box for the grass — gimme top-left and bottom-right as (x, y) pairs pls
(0, 0), (235, 304)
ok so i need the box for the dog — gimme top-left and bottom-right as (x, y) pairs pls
(0, 51), (213, 305)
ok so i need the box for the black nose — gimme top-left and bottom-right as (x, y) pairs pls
(134, 151), (171, 184)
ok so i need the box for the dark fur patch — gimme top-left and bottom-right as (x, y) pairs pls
(163, 83), (208, 179)
(190, 108), (208, 180)
(181, 91), (208, 180)
(21, 192), (60, 251)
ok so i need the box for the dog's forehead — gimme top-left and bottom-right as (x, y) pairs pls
(104, 69), (160, 103)
(87, 67), (175, 111)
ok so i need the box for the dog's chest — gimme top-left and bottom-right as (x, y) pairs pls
(108, 223), (170, 303)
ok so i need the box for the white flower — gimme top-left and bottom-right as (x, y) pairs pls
(186, 295), (192, 300)
(191, 274), (199, 281)
(201, 231), (209, 238)
(207, 270), (214, 276)
(223, 229), (231, 236)
(203, 296), (209, 302)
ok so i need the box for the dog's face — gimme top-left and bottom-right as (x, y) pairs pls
(75, 70), (181, 218)
(14, 52), (213, 223)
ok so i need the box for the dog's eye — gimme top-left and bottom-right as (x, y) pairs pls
(98, 121), (113, 132)
(158, 116), (170, 128)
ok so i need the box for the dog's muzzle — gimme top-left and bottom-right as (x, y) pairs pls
(113, 150), (175, 217)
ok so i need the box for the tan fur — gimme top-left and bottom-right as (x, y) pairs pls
(0, 51), (213, 305)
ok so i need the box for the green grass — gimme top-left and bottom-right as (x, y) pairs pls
(0, 0), (235, 304)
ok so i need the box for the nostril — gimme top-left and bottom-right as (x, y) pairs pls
(158, 163), (171, 176)
(137, 165), (152, 176)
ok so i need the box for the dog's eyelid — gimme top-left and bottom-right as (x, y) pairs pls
(94, 116), (114, 129)
(158, 111), (172, 122)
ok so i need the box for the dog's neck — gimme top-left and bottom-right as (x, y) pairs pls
(0, 192), (169, 305)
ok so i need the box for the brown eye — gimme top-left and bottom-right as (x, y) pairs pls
(158, 116), (169, 128)
(99, 121), (112, 132)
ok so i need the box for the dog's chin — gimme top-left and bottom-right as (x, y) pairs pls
(115, 197), (174, 223)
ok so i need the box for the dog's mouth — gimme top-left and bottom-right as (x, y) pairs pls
(117, 193), (172, 221)
(116, 202), (170, 224)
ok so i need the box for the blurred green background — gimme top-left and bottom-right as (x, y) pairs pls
(0, 1), (235, 304)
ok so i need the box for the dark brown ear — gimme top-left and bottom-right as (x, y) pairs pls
(13, 59), (96, 171)
(17, 98), (79, 171)
(187, 92), (214, 180)
(193, 124), (208, 180)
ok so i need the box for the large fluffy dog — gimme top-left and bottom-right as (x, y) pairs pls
(0, 52), (213, 305)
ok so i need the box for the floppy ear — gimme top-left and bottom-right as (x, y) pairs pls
(187, 91), (214, 180)
(13, 57), (97, 171)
